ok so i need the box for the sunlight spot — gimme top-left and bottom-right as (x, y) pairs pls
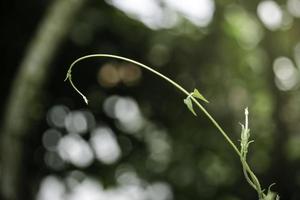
(115, 165), (144, 187)
(114, 97), (144, 133)
(37, 176), (65, 200)
(146, 130), (171, 165)
(58, 134), (94, 167)
(108, 185), (146, 200)
(37, 173), (173, 200)
(165, 0), (215, 27)
(82, 111), (96, 130)
(119, 64), (142, 86)
(67, 178), (104, 200)
(257, 1), (283, 30)
(103, 95), (120, 118)
(47, 105), (69, 128)
(274, 57), (295, 80)
(287, 0), (300, 18)
(144, 126), (172, 173)
(65, 170), (86, 189)
(42, 129), (62, 151)
(90, 127), (121, 164)
(146, 182), (173, 200)
(280, 10), (294, 30)
(107, 0), (177, 29)
(98, 63), (120, 88)
(273, 57), (299, 91)
(107, 0), (215, 29)
(225, 6), (263, 49)
(65, 111), (88, 134)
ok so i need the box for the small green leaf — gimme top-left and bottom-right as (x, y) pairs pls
(184, 97), (197, 116)
(192, 89), (209, 103)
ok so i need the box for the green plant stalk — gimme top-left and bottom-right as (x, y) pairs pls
(65, 54), (271, 199)
(65, 54), (240, 153)
(242, 160), (257, 190)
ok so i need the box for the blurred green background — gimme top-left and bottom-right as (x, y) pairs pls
(1, 0), (300, 200)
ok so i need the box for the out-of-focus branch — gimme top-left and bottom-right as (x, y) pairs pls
(0, 0), (86, 199)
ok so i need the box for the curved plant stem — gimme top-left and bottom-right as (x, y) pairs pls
(65, 54), (272, 200)
(245, 162), (263, 199)
(242, 158), (263, 199)
(242, 161), (257, 190)
(65, 54), (240, 155)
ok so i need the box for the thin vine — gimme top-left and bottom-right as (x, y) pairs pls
(65, 54), (279, 200)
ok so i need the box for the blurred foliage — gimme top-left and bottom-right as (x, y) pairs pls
(1, 0), (300, 200)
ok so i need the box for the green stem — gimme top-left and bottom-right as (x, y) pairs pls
(65, 54), (264, 199)
(242, 159), (257, 190)
(244, 161), (263, 199)
(241, 157), (264, 199)
(66, 54), (241, 156)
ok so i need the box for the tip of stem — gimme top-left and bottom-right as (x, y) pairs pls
(83, 96), (88, 105)
(245, 107), (249, 115)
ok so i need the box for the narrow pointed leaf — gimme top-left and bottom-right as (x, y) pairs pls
(192, 89), (209, 103)
(184, 97), (197, 116)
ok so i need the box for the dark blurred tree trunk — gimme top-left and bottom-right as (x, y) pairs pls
(0, 0), (86, 199)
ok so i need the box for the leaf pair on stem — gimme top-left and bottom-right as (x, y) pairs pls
(183, 88), (209, 116)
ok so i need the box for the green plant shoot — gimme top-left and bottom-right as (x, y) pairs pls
(65, 54), (279, 200)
